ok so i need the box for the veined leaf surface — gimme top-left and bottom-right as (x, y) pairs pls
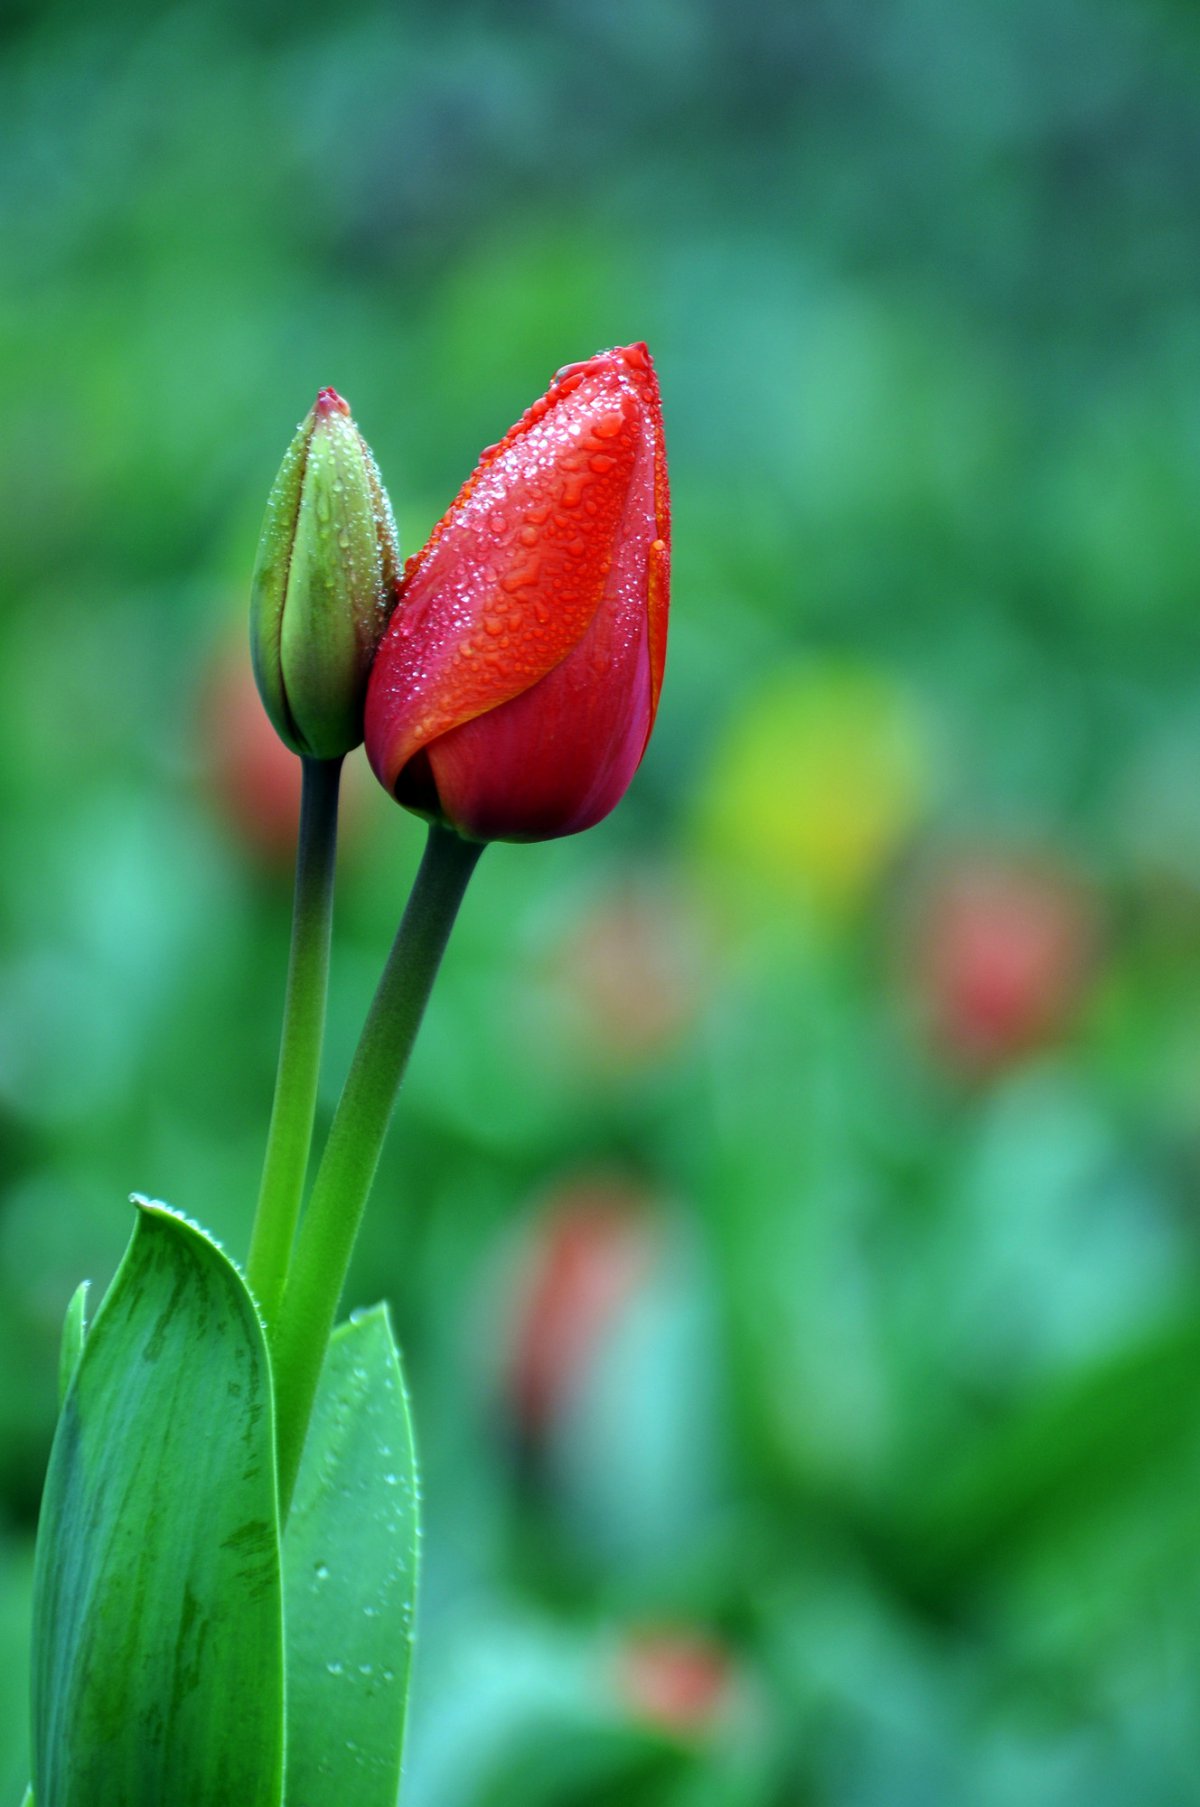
(31, 1202), (285, 1807)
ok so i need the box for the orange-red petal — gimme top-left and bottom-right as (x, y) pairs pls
(366, 345), (668, 813)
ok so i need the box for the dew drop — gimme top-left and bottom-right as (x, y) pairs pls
(500, 562), (540, 593)
(589, 453), (617, 474)
(519, 525), (538, 547)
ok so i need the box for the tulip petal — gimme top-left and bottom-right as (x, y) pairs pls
(366, 346), (665, 802)
(427, 564), (654, 840)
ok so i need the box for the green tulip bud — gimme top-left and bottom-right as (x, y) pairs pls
(250, 388), (400, 758)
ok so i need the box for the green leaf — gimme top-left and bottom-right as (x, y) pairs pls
(56, 1282), (88, 1408)
(895, 1311), (1200, 1595)
(31, 1202), (285, 1807)
(283, 1303), (419, 1807)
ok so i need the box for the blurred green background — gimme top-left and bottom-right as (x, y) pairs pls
(4, 0), (1200, 1800)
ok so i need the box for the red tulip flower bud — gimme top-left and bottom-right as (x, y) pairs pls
(365, 343), (670, 842)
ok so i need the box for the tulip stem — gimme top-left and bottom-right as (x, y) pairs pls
(246, 755), (343, 1330)
(271, 821), (484, 1514)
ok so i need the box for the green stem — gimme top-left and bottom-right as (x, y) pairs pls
(271, 821), (483, 1512)
(246, 755), (343, 1329)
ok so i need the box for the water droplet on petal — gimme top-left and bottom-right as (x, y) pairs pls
(500, 561), (540, 593)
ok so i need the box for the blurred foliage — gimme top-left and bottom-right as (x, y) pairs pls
(4, 0), (1200, 1801)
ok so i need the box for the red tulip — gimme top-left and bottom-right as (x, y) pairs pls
(615, 1629), (735, 1738)
(548, 878), (712, 1065)
(198, 636), (372, 872)
(909, 852), (1097, 1073)
(199, 641), (301, 870)
(365, 343), (669, 842)
(503, 1178), (657, 1436)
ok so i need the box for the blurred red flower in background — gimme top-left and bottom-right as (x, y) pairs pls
(614, 1628), (736, 1739)
(199, 642), (302, 870)
(546, 877), (713, 1068)
(908, 851), (1098, 1073)
(501, 1176), (659, 1437)
(198, 639), (370, 871)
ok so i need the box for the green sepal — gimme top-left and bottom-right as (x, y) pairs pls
(55, 1282), (88, 1408)
(283, 1303), (419, 1805)
(31, 1201), (285, 1807)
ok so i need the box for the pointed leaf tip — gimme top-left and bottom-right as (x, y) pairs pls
(32, 1207), (284, 1805)
(283, 1304), (419, 1807)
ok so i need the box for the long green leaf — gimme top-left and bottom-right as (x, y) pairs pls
(31, 1202), (285, 1807)
(283, 1304), (419, 1806)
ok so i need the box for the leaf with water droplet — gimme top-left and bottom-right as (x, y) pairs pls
(283, 1303), (419, 1806)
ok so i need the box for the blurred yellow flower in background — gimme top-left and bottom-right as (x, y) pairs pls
(693, 661), (929, 918)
